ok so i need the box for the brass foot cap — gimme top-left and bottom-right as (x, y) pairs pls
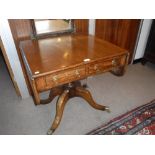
(47, 129), (55, 135)
(105, 106), (110, 113)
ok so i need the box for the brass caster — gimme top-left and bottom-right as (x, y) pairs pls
(105, 106), (110, 113)
(47, 129), (55, 135)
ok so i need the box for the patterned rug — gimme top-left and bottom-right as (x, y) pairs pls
(87, 99), (155, 135)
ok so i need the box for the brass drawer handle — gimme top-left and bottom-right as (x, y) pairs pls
(52, 75), (58, 83)
(94, 64), (98, 70)
(112, 59), (117, 66)
(94, 64), (100, 72)
(75, 70), (80, 77)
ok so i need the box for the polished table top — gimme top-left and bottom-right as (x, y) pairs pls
(20, 34), (127, 78)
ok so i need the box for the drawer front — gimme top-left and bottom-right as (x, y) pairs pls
(87, 57), (122, 75)
(35, 55), (127, 92)
(104, 57), (122, 70)
(88, 61), (105, 75)
(45, 66), (86, 89)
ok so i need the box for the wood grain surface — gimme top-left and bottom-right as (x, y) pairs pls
(74, 19), (89, 34)
(95, 19), (140, 62)
(20, 34), (127, 78)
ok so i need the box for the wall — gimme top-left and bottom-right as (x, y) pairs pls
(134, 19), (153, 60)
(88, 19), (153, 62)
(0, 19), (29, 99)
(74, 19), (89, 34)
(95, 19), (141, 63)
(89, 19), (95, 35)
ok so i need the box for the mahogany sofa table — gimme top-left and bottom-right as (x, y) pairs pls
(20, 34), (129, 134)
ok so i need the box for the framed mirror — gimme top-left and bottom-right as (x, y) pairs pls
(31, 19), (75, 39)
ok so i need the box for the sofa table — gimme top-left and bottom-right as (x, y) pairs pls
(20, 34), (129, 134)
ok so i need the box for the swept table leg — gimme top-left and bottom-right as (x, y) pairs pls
(40, 87), (63, 105)
(46, 81), (110, 134)
(47, 89), (69, 135)
(75, 87), (110, 112)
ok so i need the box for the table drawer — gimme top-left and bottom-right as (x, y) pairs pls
(45, 66), (86, 89)
(87, 57), (122, 75)
(88, 61), (105, 75)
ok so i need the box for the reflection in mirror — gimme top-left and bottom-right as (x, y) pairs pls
(32, 19), (74, 38)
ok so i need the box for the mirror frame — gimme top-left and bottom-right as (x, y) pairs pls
(30, 19), (75, 39)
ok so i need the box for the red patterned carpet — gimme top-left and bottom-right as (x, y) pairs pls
(87, 99), (155, 135)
